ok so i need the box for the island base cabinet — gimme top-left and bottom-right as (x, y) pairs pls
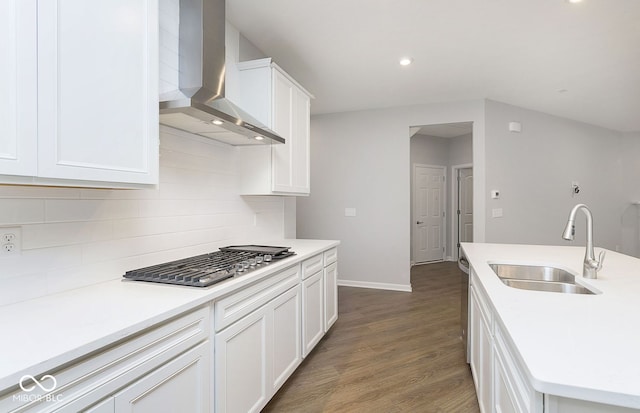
(215, 285), (301, 413)
(494, 352), (520, 413)
(545, 396), (640, 413)
(469, 281), (493, 413)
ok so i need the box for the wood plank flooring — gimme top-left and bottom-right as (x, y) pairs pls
(262, 261), (480, 413)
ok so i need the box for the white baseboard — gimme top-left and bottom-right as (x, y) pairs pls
(337, 279), (412, 292)
(445, 255), (455, 262)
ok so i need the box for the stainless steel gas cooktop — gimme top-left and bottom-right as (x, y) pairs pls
(123, 245), (295, 287)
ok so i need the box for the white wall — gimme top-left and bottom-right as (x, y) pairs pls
(296, 100), (485, 291)
(484, 100), (626, 250)
(0, 127), (288, 306)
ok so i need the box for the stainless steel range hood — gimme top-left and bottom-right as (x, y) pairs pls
(159, 0), (284, 145)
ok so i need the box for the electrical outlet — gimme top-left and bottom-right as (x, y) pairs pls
(1, 226), (21, 256)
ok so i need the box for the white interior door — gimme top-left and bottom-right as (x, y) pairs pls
(458, 168), (474, 252)
(413, 165), (445, 263)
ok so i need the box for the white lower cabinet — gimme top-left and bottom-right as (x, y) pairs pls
(0, 308), (210, 413)
(470, 269), (543, 413)
(112, 341), (210, 412)
(323, 249), (338, 332)
(214, 278), (302, 413)
(494, 349), (519, 413)
(271, 286), (302, 392)
(469, 280), (493, 413)
(302, 270), (324, 357)
(83, 340), (209, 413)
(215, 304), (269, 413)
(301, 248), (339, 357)
(83, 398), (114, 413)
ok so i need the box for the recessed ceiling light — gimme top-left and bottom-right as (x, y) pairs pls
(211, 119), (223, 125)
(399, 57), (413, 66)
(254, 136), (264, 141)
(567, 0), (583, 3)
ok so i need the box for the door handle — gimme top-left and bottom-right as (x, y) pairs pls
(416, 221), (424, 224)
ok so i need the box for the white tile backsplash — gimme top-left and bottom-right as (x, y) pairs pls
(0, 127), (286, 306)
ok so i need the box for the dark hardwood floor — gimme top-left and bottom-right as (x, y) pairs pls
(262, 261), (480, 413)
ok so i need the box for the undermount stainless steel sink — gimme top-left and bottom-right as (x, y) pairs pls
(489, 263), (596, 295)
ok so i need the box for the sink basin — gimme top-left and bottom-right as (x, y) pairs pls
(489, 263), (596, 295)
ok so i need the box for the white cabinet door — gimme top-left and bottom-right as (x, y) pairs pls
(470, 284), (493, 413)
(0, 0), (37, 176)
(237, 58), (311, 196)
(114, 341), (210, 412)
(494, 353), (519, 413)
(215, 306), (269, 413)
(324, 262), (338, 332)
(271, 285), (302, 393)
(271, 69), (294, 192)
(271, 70), (311, 194)
(302, 270), (324, 357)
(83, 398), (114, 413)
(36, 0), (158, 185)
(290, 86), (310, 193)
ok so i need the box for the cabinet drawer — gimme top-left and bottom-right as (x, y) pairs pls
(301, 254), (323, 280)
(2, 307), (209, 413)
(215, 264), (300, 332)
(323, 248), (337, 266)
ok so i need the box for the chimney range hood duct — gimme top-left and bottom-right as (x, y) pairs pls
(159, 0), (284, 145)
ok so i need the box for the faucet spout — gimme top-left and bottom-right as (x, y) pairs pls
(561, 204), (604, 278)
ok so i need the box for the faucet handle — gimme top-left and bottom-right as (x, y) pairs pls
(596, 250), (606, 271)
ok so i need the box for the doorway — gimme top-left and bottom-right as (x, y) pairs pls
(410, 122), (473, 265)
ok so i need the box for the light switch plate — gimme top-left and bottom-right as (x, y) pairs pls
(345, 208), (356, 217)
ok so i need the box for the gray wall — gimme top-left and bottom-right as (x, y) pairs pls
(296, 101), (485, 291)
(620, 132), (640, 256)
(297, 98), (639, 291)
(484, 100), (625, 250)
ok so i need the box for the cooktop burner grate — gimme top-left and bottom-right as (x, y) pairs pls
(123, 246), (294, 287)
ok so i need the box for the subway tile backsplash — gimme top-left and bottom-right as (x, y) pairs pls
(0, 126), (286, 306)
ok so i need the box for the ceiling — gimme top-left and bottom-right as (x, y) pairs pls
(226, 0), (640, 133)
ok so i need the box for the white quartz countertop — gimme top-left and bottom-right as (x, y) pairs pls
(0, 239), (339, 392)
(461, 242), (640, 409)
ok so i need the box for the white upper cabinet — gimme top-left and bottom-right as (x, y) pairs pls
(237, 58), (312, 196)
(0, 0), (159, 188)
(0, 0), (37, 176)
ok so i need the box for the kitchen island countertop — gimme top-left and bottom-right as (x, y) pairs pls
(461, 242), (640, 409)
(0, 238), (339, 392)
